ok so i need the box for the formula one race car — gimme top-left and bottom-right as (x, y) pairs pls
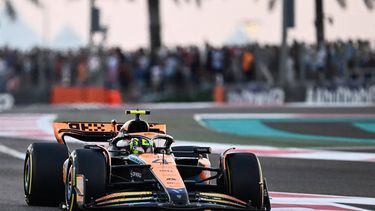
(23, 110), (271, 210)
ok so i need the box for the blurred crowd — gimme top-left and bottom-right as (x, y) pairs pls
(0, 39), (374, 100)
(289, 40), (375, 86)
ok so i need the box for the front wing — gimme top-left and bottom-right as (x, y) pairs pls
(83, 191), (261, 210)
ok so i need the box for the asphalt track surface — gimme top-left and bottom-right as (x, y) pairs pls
(0, 105), (374, 210)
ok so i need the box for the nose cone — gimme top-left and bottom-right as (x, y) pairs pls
(166, 187), (189, 205)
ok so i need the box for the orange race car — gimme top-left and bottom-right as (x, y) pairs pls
(23, 110), (271, 210)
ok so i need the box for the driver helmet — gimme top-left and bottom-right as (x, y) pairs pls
(129, 137), (153, 154)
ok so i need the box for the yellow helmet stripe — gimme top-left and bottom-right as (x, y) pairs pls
(125, 110), (150, 115)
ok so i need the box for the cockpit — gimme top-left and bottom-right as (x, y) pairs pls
(111, 133), (174, 155)
(109, 110), (173, 155)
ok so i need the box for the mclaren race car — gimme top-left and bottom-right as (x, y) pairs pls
(23, 110), (271, 210)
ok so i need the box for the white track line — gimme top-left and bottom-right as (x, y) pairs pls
(0, 144), (25, 160)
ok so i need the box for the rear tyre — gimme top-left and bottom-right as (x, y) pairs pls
(66, 149), (107, 211)
(24, 143), (68, 206)
(222, 153), (266, 210)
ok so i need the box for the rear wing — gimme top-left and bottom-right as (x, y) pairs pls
(53, 122), (166, 144)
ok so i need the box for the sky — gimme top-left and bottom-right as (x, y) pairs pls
(0, 0), (374, 50)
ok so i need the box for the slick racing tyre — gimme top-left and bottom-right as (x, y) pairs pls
(221, 152), (269, 210)
(66, 149), (107, 211)
(24, 143), (69, 206)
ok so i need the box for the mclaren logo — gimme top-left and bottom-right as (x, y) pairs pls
(152, 159), (169, 164)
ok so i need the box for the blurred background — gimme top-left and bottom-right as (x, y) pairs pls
(0, 0), (374, 107)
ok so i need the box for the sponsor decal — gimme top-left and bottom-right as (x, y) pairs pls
(306, 85), (375, 104)
(227, 85), (285, 105)
(130, 170), (142, 180)
(68, 123), (106, 132)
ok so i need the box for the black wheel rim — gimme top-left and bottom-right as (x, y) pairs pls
(24, 155), (31, 195)
(66, 166), (74, 208)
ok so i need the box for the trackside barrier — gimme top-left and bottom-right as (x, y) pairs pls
(84, 87), (108, 103)
(0, 93), (15, 111)
(51, 87), (83, 103)
(51, 86), (123, 105)
(107, 90), (123, 105)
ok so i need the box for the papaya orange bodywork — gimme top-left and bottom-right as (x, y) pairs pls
(139, 153), (185, 189)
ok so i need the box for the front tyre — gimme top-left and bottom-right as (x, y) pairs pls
(66, 149), (107, 211)
(24, 143), (68, 206)
(221, 152), (270, 210)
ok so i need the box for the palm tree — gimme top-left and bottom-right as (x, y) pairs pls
(147, 0), (161, 53)
(269, 0), (374, 45)
(271, 0), (374, 84)
(0, 0), (258, 50)
(75, 0), (161, 52)
(88, 0), (201, 52)
(317, 0), (374, 45)
(2, 0), (41, 21)
(148, 0), (201, 53)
